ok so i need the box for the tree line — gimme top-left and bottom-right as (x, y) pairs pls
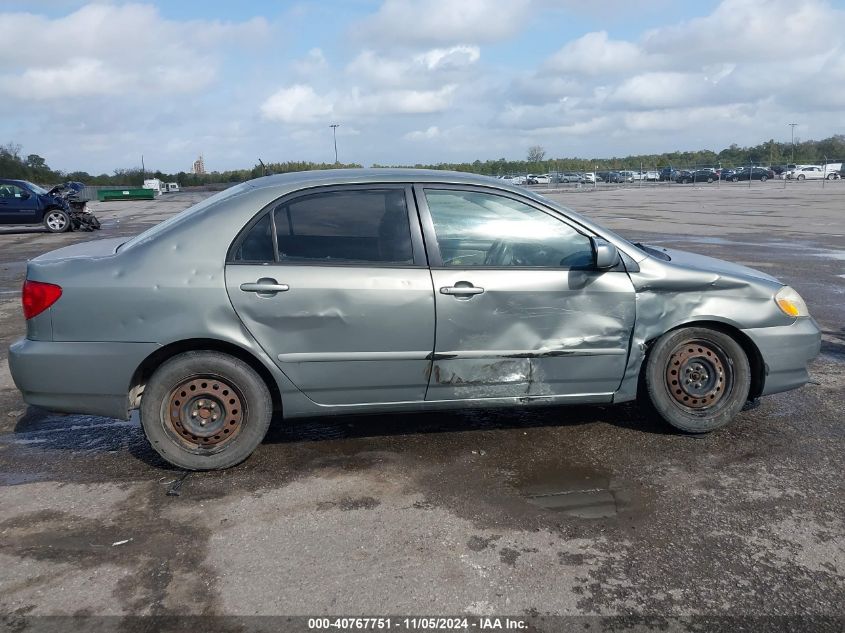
(2, 135), (843, 187)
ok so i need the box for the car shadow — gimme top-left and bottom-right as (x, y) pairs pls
(0, 227), (48, 235)
(9, 401), (677, 474)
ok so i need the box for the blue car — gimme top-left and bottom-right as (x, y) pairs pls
(0, 179), (76, 232)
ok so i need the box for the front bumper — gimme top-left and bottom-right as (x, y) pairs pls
(8, 338), (159, 420)
(742, 318), (822, 396)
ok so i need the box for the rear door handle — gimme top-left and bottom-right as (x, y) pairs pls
(440, 284), (484, 296)
(240, 279), (289, 294)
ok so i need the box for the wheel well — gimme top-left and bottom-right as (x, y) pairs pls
(646, 320), (766, 400)
(129, 338), (283, 413)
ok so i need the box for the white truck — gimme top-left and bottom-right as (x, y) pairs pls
(142, 179), (164, 196)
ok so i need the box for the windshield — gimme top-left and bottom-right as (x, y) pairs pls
(118, 182), (253, 251)
(24, 181), (49, 195)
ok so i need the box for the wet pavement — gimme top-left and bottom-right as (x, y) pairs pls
(0, 183), (843, 624)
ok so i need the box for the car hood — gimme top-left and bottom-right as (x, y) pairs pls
(645, 245), (781, 285)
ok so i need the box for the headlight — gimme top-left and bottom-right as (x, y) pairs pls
(775, 286), (809, 318)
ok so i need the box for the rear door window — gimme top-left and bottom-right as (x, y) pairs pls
(230, 188), (415, 265)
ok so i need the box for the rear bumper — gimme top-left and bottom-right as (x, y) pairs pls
(8, 338), (159, 420)
(742, 318), (821, 396)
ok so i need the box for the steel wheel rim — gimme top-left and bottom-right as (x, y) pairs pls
(46, 212), (67, 231)
(164, 376), (246, 449)
(665, 339), (733, 412)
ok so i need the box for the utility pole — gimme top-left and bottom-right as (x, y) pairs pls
(329, 124), (340, 164)
(788, 123), (798, 164)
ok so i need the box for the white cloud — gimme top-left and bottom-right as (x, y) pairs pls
(403, 126), (442, 141)
(545, 31), (649, 75)
(292, 48), (328, 75)
(261, 84), (334, 123)
(347, 46), (480, 88)
(0, 3), (267, 99)
(415, 45), (480, 70)
(358, 0), (531, 46)
(260, 83), (457, 124)
(642, 0), (843, 63)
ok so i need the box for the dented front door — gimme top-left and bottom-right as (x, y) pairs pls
(419, 187), (636, 401)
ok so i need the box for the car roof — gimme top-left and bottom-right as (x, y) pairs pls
(247, 168), (504, 192)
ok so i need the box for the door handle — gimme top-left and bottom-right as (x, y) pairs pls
(240, 279), (289, 294)
(440, 284), (484, 296)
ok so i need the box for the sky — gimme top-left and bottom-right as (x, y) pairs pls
(1, 0), (844, 174)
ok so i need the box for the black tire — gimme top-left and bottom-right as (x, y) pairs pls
(731, 176), (739, 182)
(140, 351), (273, 470)
(827, 174), (835, 180)
(644, 327), (751, 433)
(707, 177), (713, 183)
(43, 209), (71, 233)
(797, 174), (805, 181)
(760, 175), (767, 182)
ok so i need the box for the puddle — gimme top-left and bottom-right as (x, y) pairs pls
(0, 471), (47, 486)
(514, 464), (632, 519)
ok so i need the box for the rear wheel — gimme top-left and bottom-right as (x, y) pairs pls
(44, 209), (71, 233)
(140, 351), (273, 470)
(731, 176), (739, 182)
(645, 327), (751, 433)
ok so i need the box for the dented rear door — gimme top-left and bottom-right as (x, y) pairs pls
(225, 185), (435, 406)
(418, 186), (635, 401)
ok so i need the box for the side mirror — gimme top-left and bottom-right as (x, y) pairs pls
(592, 237), (620, 270)
(18, 191), (31, 199)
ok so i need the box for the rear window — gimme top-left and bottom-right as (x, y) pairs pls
(232, 188), (414, 265)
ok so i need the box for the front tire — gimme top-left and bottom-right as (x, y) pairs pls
(645, 327), (751, 433)
(760, 175), (767, 182)
(44, 209), (71, 233)
(797, 174), (805, 181)
(140, 351), (273, 470)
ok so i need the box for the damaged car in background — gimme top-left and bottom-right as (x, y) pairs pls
(0, 179), (101, 232)
(8, 170), (820, 470)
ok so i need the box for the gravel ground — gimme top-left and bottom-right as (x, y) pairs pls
(0, 181), (842, 630)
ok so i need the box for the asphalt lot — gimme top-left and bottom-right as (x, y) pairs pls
(0, 182), (843, 627)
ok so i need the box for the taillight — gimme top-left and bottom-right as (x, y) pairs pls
(22, 280), (63, 320)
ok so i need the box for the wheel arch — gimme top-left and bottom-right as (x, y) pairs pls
(129, 338), (283, 414)
(643, 319), (765, 400)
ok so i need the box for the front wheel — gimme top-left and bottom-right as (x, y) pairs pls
(760, 175), (767, 182)
(797, 174), (805, 181)
(44, 209), (71, 233)
(731, 176), (739, 182)
(827, 174), (836, 180)
(140, 351), (273, 470)
(644, 327), (751, 433)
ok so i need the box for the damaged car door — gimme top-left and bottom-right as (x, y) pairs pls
(418, 187), (636, 401)
(225, 185), (435, 405)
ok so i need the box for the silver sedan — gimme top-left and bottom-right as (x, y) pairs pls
(9, 170), (821, 469)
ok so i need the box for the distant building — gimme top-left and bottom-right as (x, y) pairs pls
(192, 154), (206, 175)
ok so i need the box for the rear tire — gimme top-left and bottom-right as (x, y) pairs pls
(645, 327), (751, 433)
(44, 209), (71, 233)
(140, 351), (273, 470)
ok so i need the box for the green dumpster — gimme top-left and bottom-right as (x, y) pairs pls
(96, 188), (155, 201)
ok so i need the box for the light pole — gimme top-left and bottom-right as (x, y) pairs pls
(788, 123), (797, 164)
(329, 124), (340, 164)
